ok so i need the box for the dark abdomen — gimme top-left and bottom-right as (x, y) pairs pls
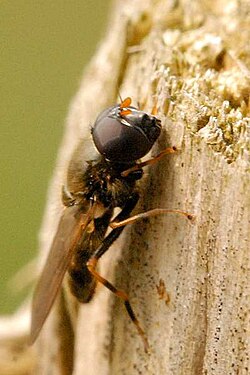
(67, 210), (112, 303)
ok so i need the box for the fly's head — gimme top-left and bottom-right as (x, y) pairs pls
(91, 97), (162, 164)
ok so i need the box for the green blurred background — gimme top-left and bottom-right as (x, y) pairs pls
(0, 1), (111, 314)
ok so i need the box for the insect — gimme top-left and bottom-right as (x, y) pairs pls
(30, 97), (192, 352)
(156, 279), (170, 305)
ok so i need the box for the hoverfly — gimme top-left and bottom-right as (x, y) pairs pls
(30, 97), (192, 352)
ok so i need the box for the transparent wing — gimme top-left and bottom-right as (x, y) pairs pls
(30, 204), (93, 344)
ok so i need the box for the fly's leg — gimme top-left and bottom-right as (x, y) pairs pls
(121, 146), (177, 177)
(86, 192), (150, 353)
(110, 208), (194, 228)
(87, 259), (149, 353)
(119, 147), (194, 229)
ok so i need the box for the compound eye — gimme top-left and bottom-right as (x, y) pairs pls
(92, 105), (161, 163)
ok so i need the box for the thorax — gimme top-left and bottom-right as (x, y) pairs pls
(63, 139), (142, 210)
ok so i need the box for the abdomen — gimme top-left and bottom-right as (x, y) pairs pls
(67, 209), (112, 303)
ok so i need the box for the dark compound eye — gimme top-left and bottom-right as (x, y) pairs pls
(92, 103), (161, 163)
